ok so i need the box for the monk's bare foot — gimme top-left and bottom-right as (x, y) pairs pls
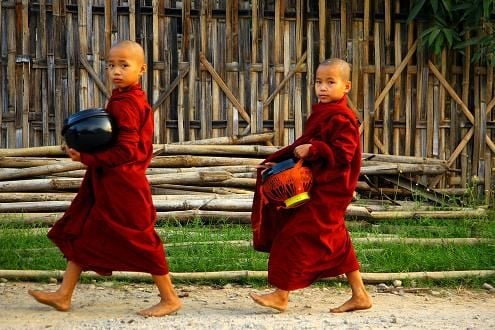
(138, 299), (182, 317)
(249, 292), (288, 312)
(28, 289), (71, 312)
(330, 292), (372, 313)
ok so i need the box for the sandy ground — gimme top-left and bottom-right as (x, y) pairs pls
(1, 280), (495, 330)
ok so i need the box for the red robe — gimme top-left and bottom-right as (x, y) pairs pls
(48, 84), (168, 276)
(251, 95), (361, 291)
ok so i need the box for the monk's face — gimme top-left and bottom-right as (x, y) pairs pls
(314, 64), (351, 103)
(107, 45), (146, 90)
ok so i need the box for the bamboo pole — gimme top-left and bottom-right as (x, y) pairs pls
(0, 162), (86, 181)
(0, 178), (81, 192)
(0, 192), (75, 202)
(172, 132), (274, 145)
(363, 153), (447, 165)
(151, 156), (263, 167)
(369, 208), (486, 220)
(158, 144), (279, 156)
(0, 269), (493, 283)
(352, 237), (494, 245)
(0, 146), (65, 157)
(360, 163), (447, 175)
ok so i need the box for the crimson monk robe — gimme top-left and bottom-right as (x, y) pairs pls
(49, 84), (169, 276)
(251, 95), (361, 291)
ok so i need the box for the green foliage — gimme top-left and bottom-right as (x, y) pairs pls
(408, 0), (495, 64)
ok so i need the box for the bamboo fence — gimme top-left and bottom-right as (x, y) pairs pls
(1, 1), (495, 197)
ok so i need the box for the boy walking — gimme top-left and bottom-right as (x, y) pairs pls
(28, 40), (182, 317)
(250, 58), (372, 313)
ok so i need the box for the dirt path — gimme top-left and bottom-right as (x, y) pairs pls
(1, 281), (494, 329)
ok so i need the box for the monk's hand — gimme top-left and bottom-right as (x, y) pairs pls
(256, 162), (276, 175)
(66, 147), (82, 162)
(255, 162), (276, 169)
(294, 144), (311, 159)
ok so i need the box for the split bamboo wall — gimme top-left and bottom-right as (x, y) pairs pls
(0, 0), (494, 196)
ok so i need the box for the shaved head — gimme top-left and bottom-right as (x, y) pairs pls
(110, 40), (145, 65)
(318, 58), (351, 81)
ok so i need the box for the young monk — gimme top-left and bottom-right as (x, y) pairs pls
(250, 58), (372, 313)
(28, 40), (182, 317)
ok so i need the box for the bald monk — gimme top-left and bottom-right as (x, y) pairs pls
(28, 40), (182, 317)
(250, 58), (372, 313)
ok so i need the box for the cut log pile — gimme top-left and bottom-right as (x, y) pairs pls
(0, 133), (486, 224)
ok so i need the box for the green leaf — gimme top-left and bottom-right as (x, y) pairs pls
(453, 37), (481, 49)
(434, 32), (445, 54)
(407, 0), (427, 22)
(441, 0), (452, 12)
(428, 28), (442, 47)
(443, 29), (454, 48)
(432, 0), (439, 13)
(483, 0), (493, 18)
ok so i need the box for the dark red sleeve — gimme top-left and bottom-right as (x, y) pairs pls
(80, 100), (141, 168)
(306, 114), (359, 168)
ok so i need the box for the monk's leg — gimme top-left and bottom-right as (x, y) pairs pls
(28, 261), (82, 311)
(249, 288), (289, 312)
(138, 274), (182, 317)
(330, 270), (372, 313)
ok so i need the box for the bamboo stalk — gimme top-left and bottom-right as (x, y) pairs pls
(369, 208), (486, 219)
(352, 237), (494, 245)
(0, 162), (86, 181)
(158, 144), (279, 156)
(0, 178), (81, 192)
(0, 146), (65, 157)
(172, 133), (274, 145)
(151, 156), (263, 167)
(360, 163), (447, 175)
(0, 157), (67, 168)
(153, 184), (253, 195)
(0, 192), (76, 202)
(0, 269), (493, 283)
(147, 171), (233, 185)
(363, 153), (447, 165)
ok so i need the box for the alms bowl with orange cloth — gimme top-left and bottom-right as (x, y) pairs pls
(261, 158), (313, 208)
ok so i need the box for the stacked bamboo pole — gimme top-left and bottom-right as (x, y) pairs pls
(0, 133), (485, 225)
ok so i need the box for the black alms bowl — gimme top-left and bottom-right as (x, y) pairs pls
(62, 108), (115, 152)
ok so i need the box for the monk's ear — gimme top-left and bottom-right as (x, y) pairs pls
(344, 80), (351, 93)
(139, 63), (147, 76)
